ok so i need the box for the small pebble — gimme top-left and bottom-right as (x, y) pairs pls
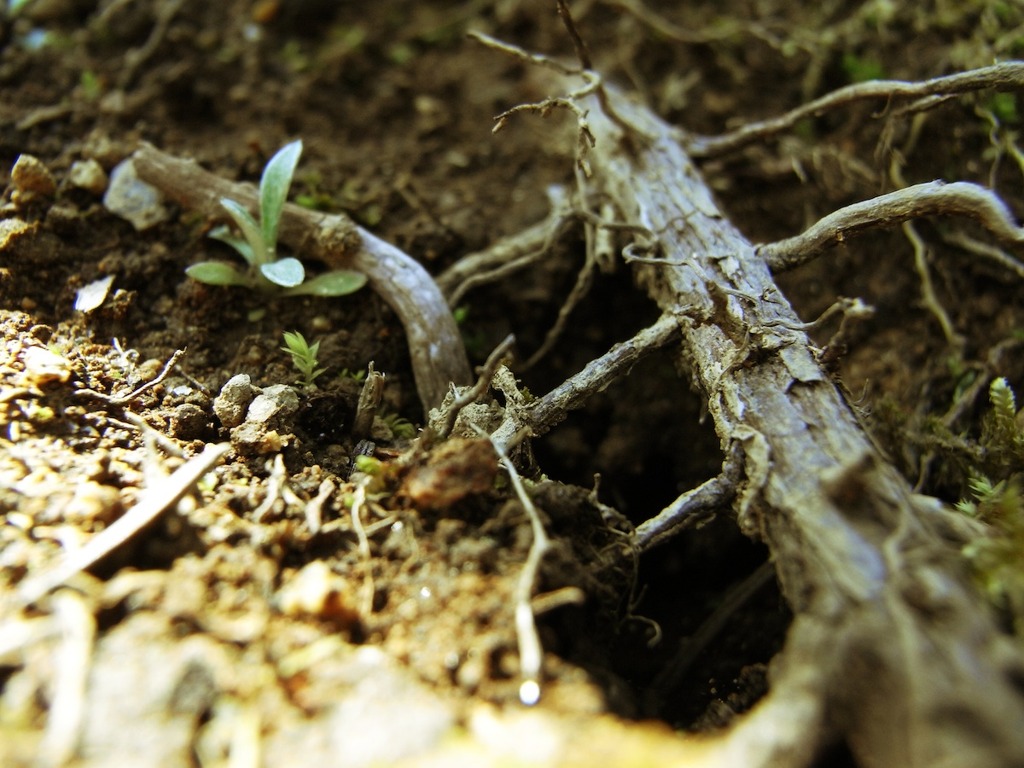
(68, 158), (109, 195)
(20, 345), (71, 386)
(170, 403), (209, 440)
(213, 374), (256, 428)
(103, 158), (169, 230)
(246, 384), (300, 424)
(10, 154), (56, 204)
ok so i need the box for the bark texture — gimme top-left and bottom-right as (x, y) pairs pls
(588, 87), (1024, 767)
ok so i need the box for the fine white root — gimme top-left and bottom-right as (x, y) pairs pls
(483, 431), (552, 706)
(943, 228), (1024, 280)
(902, 220), (963, 349)
(350, 480), (375, 619)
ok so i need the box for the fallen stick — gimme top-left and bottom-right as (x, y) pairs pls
(582, 84), (1024, 767)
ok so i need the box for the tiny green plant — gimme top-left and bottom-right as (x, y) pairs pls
(281, 331), (326, 388)
(955, 377), (1024, 637)
(186, 140), (367, 297)
(338, 367), (367, 383)
(381, 412), (416, 439)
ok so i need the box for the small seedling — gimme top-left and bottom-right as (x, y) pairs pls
(186, 140), (367, 297)
(381, 412), (416, 439)
(955, 377), (1024, 636)
(338, 367), (367, 383)
(352, 454), (383, 475)
(281, 331), (326, 388)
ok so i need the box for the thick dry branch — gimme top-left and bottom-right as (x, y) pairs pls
(578, 82), (1024, 767)
(129, 144), (471, 412)
(688, 60), (1024, 158)
(759, 180), (1024, 272)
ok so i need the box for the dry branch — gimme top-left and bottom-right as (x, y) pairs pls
(759, 180), (1024, 273)
(687, 61), (1024, 158)
(577, 83), (1024, 766)
(489, 312), (680, 450)
(129, 145), (471, 412)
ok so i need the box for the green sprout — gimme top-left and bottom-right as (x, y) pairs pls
(955, 377), (1024, 637)
(281, 331), (326, 389)
(186, 140), (367, 297)
(381, 412), (416, 439)
(338, 367), (367, 383)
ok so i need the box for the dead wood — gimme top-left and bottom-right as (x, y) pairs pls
(583, 86), (1024, 767)
(125, 74), (1024, 768)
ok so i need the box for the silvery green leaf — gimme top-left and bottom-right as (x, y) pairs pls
(261, 257), (305, 288)
(186, 261), (251, 287)
(285, 269), (367, 297)
(260, 140), (302, 253)
(220, 198), (266, 264)
(208, 224), (255, 264)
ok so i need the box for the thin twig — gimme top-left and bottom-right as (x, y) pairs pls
(437, 186), (573, 304)
(469, 29), (601, 170)
(818, 298), (876, 368)
(688, 61), (1024, 158)
(758, 181), (1024, 272)
(117, 411), (187, 457)
(556, 0), (593, 70)
(436, 334), (515, 438)
(492, 312), (681, 449)
(466, 30), (580, 76)
(14, 443), (231, 606)
(636, 444), (744, 551)
(75, 348), (186, 405)
(759, 296), (870, 333)
(522, 244), (598, 369)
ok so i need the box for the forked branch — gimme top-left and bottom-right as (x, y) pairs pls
(759, 180), (1024, 273)
(687, 60), (1024, 158)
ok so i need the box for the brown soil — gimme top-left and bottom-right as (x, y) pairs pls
(1, 1), (1022, 766)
